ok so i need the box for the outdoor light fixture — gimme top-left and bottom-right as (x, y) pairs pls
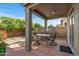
(52, 10), (56, 14)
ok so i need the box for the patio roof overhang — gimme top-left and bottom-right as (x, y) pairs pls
(23, 3), (73, 20)
(22, 3), (74, 51)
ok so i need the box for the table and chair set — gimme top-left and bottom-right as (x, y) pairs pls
(32, 31), (57, 46)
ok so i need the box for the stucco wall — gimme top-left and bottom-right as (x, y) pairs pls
(55, 27), (67, 38)
(34, 27), (67, 38)
(48, 27), (67, 38)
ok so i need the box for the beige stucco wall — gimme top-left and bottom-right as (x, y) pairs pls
(55, 27), (67, 38)
(62, 18), (67, 26)
(48, 27), (67, 38)
(34, 27), (67, 38)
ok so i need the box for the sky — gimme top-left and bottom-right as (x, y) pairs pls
(0, 3), (25, 18)
(0, 3), (61, 26)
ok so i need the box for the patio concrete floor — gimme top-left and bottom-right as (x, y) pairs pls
(5, 37), (73, 56)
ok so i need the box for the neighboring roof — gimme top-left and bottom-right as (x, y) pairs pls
(22, 3), (73, 20)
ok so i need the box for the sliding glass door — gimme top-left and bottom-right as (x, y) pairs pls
(69, 16), (74, 49)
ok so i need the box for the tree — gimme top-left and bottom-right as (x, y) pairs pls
(48, 24), (54, 29)
(32, 23), (43, 30)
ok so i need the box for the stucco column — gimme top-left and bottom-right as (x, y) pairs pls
(25, 7), (32, 51)
(44, 20), (47, 33)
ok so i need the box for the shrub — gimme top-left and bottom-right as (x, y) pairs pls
(32, 23), (43, 30)
(0, 32), (3, 43)
(0, 16), (25, 30)
(0, 32), (7, 56)
(0, 42), (7, 56)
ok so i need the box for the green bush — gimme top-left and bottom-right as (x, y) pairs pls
(0, 42), (7, 56)
(0, 16), (43, 32)
(0, 32), (3, 43)
(0, 32), (7, 56)
(0, 16), (25, 30)
(32, 23), (43, 30)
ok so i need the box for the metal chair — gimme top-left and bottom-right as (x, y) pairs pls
(32, 32), (40, 46)
(48, 32), (57, 46)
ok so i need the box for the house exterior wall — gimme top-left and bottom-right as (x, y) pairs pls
(67, 4), (79, 55)
(56, 17), (67, 27)
(61, 18), (67, 27)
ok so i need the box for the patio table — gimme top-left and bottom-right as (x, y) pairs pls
(36, 34), (50, 37)
(36, 34), (51, 44)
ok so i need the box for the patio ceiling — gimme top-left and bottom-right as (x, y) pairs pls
(23, 3), (73, 20)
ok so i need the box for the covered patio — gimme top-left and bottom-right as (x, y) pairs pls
(5, 3), (74, 56)
(22, 3), (73, 51)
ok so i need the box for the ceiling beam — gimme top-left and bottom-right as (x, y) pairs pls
(67, 4), (75, 16)
(23, 3), (39, 9)
(27, 3), (39, 8)
(20, 3), (28, 6)
(33, 9), (48, 20)
(22, 3), (47, 19)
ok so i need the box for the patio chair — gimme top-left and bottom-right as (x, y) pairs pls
(46, 27), (57, 46)
(32, 32), (40, 46)
(47, 32), (57, 46)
